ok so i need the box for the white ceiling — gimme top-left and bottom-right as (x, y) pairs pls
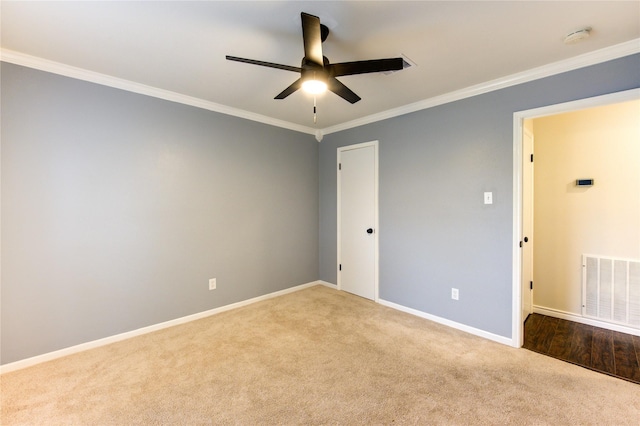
(2, 1), (639, 134)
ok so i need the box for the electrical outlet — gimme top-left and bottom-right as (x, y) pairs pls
(451, 288), (459, 300)
(209, 278), (216, 290)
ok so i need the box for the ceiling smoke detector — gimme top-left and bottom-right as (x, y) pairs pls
(564, 27), (591, 44)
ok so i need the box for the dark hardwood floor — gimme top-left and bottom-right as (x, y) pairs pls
(523, 313), (640, 384)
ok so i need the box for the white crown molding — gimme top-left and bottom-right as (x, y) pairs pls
(2, 39), (639, 140)
(0, 48), (317, 137)
(321, 38), (640, 136)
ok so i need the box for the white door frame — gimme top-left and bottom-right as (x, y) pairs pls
(337, 140), (380, 302)
(521, 126), (534, 322)
(511, 88), (640, 347)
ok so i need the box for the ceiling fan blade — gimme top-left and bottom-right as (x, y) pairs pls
(327, 77), (361, 104)
(275, 78), (303, 100)
(301, 12), (324, 67)
(226, 56), (301, 73)
(329, 58), (404, 77)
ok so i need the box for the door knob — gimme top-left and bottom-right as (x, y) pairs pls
(524, 237), (529, 242)
(366, 228), (374, 234)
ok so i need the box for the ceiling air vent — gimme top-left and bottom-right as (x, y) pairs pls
(382, 54), (416, 75)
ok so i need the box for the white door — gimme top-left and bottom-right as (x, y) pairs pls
(338, 141), (378, 300)
(522, 128), (534, 321)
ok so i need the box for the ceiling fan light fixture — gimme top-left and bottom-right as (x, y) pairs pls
(302, 78), (327, 94)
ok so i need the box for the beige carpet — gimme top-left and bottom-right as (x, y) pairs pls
(1, 285), (639, 425)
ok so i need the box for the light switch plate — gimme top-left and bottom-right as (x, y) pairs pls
(484, 192), (493, 204)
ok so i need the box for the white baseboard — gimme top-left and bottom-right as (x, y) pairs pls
(0, 281), (523, 374)
(0, 280), (324, 374)
(533, 305), (640, 337)
(317, 283), (513, 346)
(378, 299), (514, 346)
(317, 280), (337, 289)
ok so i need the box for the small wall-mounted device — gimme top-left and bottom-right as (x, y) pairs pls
(576, 179), (594, 186)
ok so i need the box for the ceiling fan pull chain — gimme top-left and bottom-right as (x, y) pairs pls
(313, 95), (317, 124)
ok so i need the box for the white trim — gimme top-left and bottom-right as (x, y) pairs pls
(0, 49), (317, 137)
(512, 115), (525, 347)
(511, 88), (640, 348)
(336, 141), (380, 302)
(317, 280), (337, 290)
(3, 39), (638, 138)
(533, 305), (640, 337)
(0, 280), (324, 374)
(378, 299), (513, 347)
(514, 89), (640, 120)
(322, 39), (640, 135)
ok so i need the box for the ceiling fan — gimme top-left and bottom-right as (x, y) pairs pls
(226, 12), (404, 104)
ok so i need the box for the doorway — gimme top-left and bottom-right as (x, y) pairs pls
(337, 141), (379, 301)
(512, 88), (640, 347)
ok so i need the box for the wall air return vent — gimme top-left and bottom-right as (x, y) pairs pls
(582, 254), (640, 329)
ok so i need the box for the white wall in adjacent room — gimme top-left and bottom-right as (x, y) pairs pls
(533, 99), (640, 315)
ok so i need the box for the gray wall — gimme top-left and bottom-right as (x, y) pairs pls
(1, 63), (318, 364)
(319, 54), (640, 338)
(3, 53), (639, 365)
